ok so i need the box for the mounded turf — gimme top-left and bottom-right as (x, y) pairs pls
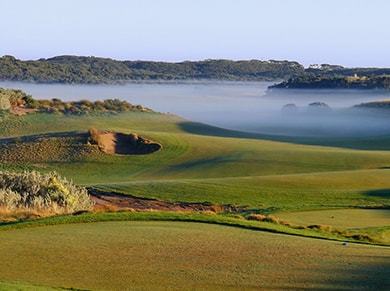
(0, 111), (389, 224)
(1, 110), (390, 289)
(2, 112), (390, 204)
(0, 221), (388, 290)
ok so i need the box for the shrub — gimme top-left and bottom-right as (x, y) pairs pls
(0, 94), (11, 111)
(0, 171), (94, 214)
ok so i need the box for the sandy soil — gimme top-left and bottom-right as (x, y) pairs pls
(88, 129), (162, 155)
(89, 188), (243, 213)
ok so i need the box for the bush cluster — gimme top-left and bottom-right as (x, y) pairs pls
(0, 87), (151, 115)
(0, 55), (306, 83)
(0, 171), (94, 213)
(30, 98), (150, 115)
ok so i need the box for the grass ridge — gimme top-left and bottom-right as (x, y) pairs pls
(1, 211), (388, 247)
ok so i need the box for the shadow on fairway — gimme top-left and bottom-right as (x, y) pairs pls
(178, 121), (390, 150)
(296, 259), (390, 290)
(363, 189), (390, 198)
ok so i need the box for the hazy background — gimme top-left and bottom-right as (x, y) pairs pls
(1, 0), (390, 67)
(1, 81), (390, 137)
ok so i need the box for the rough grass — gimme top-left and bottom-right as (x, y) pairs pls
(277, 208), (390, 229)
(0, 220), (388, 290)
(276, 208), (390, 244)
(0, 171), (94, 215)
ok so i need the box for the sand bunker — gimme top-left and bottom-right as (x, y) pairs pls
(88, 128), (161, 155)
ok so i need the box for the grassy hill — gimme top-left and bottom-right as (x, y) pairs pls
(1, 110), (389, 211)
(0, 107), (389, 289)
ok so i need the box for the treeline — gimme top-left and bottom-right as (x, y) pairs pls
(305, 64), (390, 78)
(0, 87), (151, 114)
(270, 75), (390, 90)
(0, 55), (305, 83)
(3, 55), (390, 85)
(355, 100), (390, 109)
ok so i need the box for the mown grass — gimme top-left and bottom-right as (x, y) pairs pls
(93, 169), (390, 211)
(0, 211), (388, 245)
(0, 220), (388, 290)
(0, 112), (389, 235)
(1, 110), (390, 289)
(2, 112), (390, 184)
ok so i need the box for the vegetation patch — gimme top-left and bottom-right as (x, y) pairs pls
(245, 212), (390, 244)
(0, 87), (151, 116)
(0, 55), (305, 83)
(271, 75), (390, 89)
(354, 100), (390, 110)
(0, 171), (93, 219)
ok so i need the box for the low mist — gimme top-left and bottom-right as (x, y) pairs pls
(1, 81), (390, 138)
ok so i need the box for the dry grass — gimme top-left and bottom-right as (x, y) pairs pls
(0, 171), (94, 214)
(0, 206), (53, 222)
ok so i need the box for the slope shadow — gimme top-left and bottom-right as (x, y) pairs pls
(292, 258), (390, 290)
(363, 189), (390, 198)
(0, 131), (86, 144)
(178, 121), (390, 150)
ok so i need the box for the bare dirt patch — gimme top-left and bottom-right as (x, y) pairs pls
(88, 188), (243, 213)
(88, 128), (162, 155)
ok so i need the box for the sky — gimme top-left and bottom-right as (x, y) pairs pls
(1, 0), (390, 67)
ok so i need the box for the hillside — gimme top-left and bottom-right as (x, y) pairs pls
(4, 55), (390, 85)
(0, 55), (304, 83)
(270, 75), (390, 89)
(354, 100), (390, 109)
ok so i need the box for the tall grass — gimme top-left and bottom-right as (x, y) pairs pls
(0, 171), (94, 215)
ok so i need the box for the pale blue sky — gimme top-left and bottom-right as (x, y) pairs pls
(1, 0), (390, 67)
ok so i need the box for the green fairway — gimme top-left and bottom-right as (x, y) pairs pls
(94, 169), (390, 211)
(1, 111), (389, 220)
(0, 221), (388, 290)
(278, 208), (390, 229)
(1, 111), (389, 237)
(1, 104), (390, 290)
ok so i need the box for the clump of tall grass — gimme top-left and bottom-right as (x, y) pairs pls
(0, 171), (94, 215)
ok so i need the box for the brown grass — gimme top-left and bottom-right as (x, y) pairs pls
(0, 207), (54, 222)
